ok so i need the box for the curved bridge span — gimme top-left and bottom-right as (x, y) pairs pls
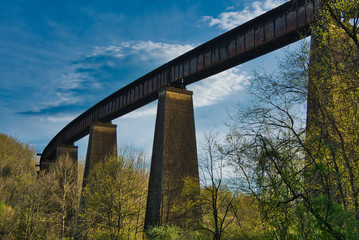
(40, 0), (318, 169)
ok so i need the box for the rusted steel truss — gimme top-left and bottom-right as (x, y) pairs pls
(40, 0), (319, 168)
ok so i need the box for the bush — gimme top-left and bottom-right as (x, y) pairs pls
(146, 225), (182, 240)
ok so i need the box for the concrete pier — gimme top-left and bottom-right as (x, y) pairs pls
(83, 122), (117, 185)
(145, 87), (200, 228)
(76, 122), (117, 239)
(55, 144), (78, 163)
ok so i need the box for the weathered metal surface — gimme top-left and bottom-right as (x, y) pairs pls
(40, 0), (319, 168)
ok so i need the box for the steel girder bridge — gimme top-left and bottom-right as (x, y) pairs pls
(40, 0), (319, 169)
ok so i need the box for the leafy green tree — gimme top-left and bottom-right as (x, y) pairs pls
(0, 133), (37, 206)
(0, 134), (83, 239)
(0, 201), (18, 239)
(80, 147), (148, 240)
(197, 132), (236, 240)
(43, 153), (82, 238)
(0, 133), (40, 239)
(175, 132), (245, 240)
(145, 225), (182, 240)
(307, 0), (359, 216)
(228, 194), (266, 240)
(223, 2), (359, 238)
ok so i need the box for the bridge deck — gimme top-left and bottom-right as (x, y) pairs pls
(40, 0), (319, 168)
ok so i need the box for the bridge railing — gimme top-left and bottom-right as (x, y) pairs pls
(41, 0), (319, 168)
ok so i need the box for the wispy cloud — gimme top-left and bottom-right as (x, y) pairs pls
(121, 67), (251, 119)
(40, 114), (79, 123)
(90, 41), (194, 64)
(20, 41), (194, 117)
(192, 68), (251, 107)
(69, 41), (194, 89)
(122, 105), (157, 119)
(22, 41), (249, 120)
(203, 0), (287, 30)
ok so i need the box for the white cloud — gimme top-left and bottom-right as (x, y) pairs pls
(191, 67), (251, 107)
(121, 67), (251, 119)
(69, 41), (194, 92)
(47, 41), (249, 119)
(91, 41), (194, 63)
(46, 41), (194, 114)
(53, 92), (82, 105)
(40, 91), (83, 110)
(122, 105), (157, 119)
(39, 114), (78, 123)
(59, 71), (84, 90)
(91, 45), (125, 58)
(203, 0), (287, 30)
(130, 41), (194, 62)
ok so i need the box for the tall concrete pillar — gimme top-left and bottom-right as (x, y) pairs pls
(145, 87), (200, 228)
(55, 144), (78, 164)
(76, 122), (117, 239)
(305, 24), (359, 203)
(55, 144), (78, 237)
(83, 122), (117, 186)
(39, 162), (53, 171)
(55, 144), (78, 178)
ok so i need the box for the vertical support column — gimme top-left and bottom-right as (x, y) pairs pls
(55, 144), (78, 179)
(83, 122), (117, 186)
(306, 20), (359, 207)
(55, 144), (78, 164)
(305, 6), (328, 198)
(77, 122), (117, 239)
(55, 144), (78, 178)
(145, 87), (200, 229)
(55, 144), (78, 237)
(39, 161), (54, 171)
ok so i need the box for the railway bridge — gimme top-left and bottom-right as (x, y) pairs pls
(40, 0), (319, 228)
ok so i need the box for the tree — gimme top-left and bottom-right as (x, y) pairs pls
(322, 0), (359, 48)
(79, 147), (148, 240)
(223, 2), (359, 238)
(44, 153), (82, 238)
(197, 132), (236, 240)
(171, 132), (267, 240)
(306, 0), (359, 215)
(174, 132), (239, 240)
(0, 134), (83, 239)
(0, 133), (37, 206)
(0, 133), (41, 239)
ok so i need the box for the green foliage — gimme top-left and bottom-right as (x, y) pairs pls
(0, 201), (18, 239)
(0, 134), (148, 239)
(146, 225), (182, 240)
(145, 223), (268, 240)
(1, 1), (358, 239)
(222, 1), (359, 239)
(309, 196), (359, 240)
(146, 225), (218, 240)
(0, 133), (37, 204)
(80, 148), (148, 240)
(0, 134), (82, 239)
(0, 134), (39, 239)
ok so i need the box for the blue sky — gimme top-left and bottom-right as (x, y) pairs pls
(0, 0), (291, 160)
